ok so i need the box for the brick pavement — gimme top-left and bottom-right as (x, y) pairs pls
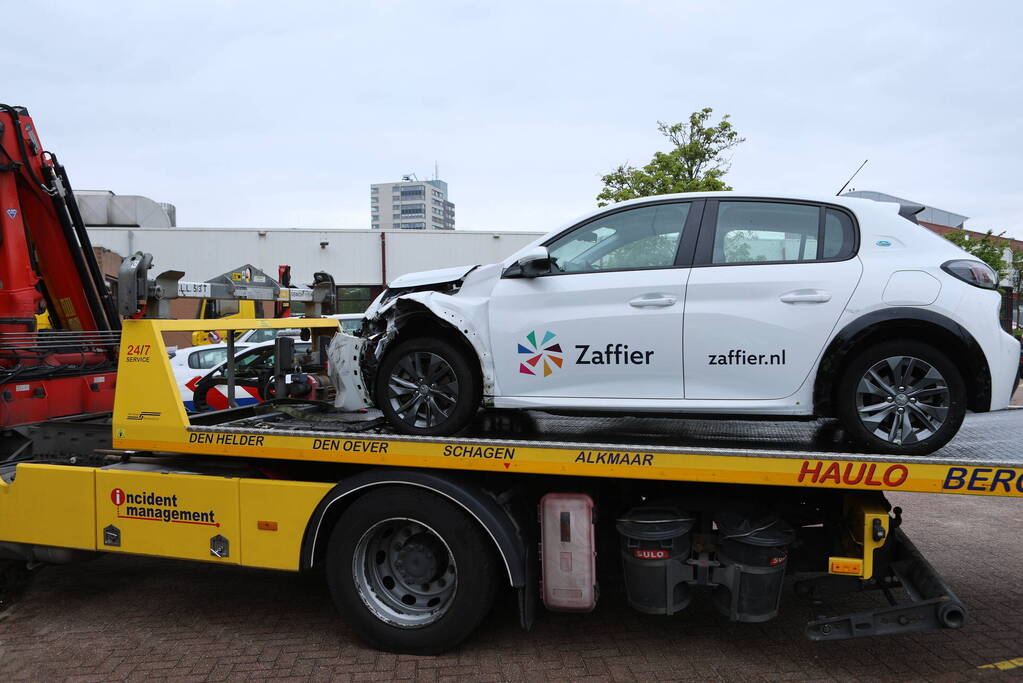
(0, 491), (1021, 681)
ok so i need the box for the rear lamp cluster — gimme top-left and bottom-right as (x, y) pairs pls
(941, 259), (999, 289)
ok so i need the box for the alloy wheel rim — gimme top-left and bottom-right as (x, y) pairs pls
(352, 518), (457, 628)
(387, 351), (459, 428)
(855, 355), (951, 446)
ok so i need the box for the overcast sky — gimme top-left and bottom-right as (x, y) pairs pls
(5, 1), (1022, 235)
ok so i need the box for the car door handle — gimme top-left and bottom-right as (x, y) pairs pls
(779, 289), (832, 304)
(629, 295), (677, 308)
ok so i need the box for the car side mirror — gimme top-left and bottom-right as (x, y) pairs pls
(504, 246), (552, 278)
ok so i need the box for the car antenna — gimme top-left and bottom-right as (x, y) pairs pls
(836, 159), (868, 196)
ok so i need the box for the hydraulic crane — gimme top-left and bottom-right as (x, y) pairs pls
(0, 104), (120, 427)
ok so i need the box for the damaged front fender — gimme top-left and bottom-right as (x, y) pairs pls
(331, 290), (497, 411)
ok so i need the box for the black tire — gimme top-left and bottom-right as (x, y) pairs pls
(835, 339), (966, 456)
(325, 487), (499, 655)
(375, 337), (480, 436)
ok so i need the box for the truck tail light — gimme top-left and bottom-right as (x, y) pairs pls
(941, 259), (998, 290)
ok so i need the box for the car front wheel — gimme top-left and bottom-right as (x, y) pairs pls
(836, 340), (966, 456)
(376, 337), (480, 436)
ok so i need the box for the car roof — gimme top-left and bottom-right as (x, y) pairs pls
(176, 341), (245, 355)
(571, 191), (897, 222)
(502, 191), (905, 263)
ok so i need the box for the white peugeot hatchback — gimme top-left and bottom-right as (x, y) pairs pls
(355, 193), (1019, 455)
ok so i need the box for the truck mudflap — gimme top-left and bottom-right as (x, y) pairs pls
(797, 526), (966, 640)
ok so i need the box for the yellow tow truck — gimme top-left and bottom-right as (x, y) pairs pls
(0, 254), (1019, 654)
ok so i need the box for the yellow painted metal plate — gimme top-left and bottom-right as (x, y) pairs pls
(238, 479), (333, 570)
(95, 469), (241, 564)
(117, 427), (1023, 499)
(0, 464), (95, 549)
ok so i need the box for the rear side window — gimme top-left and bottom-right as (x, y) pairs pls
(708, 201), (856, 265)
(246, 329), (278, 343)
(188, 348), (229, 369)
(822, 208), (856, 259)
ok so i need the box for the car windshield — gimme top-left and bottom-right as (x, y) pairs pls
(210, 343), (311, 377)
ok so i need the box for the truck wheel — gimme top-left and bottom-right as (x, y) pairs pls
(376, 338), (480, 436)
(325, 487), (498, 655)
(836, 339), (966, 456)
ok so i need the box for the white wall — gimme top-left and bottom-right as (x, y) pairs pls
(88, 227), (542, 285)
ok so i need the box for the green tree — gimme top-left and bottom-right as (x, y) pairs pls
(597, 108), (745, 207)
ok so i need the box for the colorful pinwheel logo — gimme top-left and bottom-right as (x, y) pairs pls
(518, 330), (563, 377)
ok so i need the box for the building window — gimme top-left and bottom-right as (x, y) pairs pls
(400, 203), (425, 217)
(337, 286), (376, 314)
(371, 223), (379, 229)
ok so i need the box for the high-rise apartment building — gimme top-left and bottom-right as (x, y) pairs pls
(371, 178), (455, 230)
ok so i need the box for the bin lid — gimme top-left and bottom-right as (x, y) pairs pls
(715, 512), (794, 547)
(616, 507), (695, 540)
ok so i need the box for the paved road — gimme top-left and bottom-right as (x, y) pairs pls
(1, 491), (1021, 681)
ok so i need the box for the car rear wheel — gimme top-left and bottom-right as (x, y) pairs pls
(376, 337), (480, 436)
(836, 340), (966, 456)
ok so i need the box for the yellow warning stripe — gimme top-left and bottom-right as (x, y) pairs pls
(978, 657), (1023, 670)
(114, 429), (1023, 498)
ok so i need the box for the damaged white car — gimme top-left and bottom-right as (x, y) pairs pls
(332, 192), (1018, 456)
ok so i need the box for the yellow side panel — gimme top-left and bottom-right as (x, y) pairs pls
(239, 479), (333, 570)
(95, 470), (240, 564)
(0, 464), (96, 549)
(113, 319), (191, 443)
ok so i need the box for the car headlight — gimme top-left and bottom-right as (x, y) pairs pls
(941, 259), (999, 289)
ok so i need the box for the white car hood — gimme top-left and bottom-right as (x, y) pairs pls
(388, 265), (477, 289)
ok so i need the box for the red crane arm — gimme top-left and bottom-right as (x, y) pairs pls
(0, 104), (116, 332)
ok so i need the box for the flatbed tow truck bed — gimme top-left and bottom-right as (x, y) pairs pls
(3, 317), (1021, 653)
(184, 407), (1023, 498)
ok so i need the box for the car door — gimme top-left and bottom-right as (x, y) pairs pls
(683, 200), (862, 400)
(488, 201), (700, 399)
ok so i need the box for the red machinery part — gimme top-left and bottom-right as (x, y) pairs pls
(0, 371), (116, 425)
(0, 103), (120, 426)
(0, 104), (114, 332)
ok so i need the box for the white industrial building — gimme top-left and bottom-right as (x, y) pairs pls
(78, 189), (540, 312)
(86, 225), (540, 311)
(87, 226), (540, 286)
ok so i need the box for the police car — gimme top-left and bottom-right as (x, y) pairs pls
(357, 193), (1020, 455)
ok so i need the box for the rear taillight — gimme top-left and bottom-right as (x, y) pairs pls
(941, 259), (999, 289)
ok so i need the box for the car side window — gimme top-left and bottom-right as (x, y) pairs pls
(546, 203), (690, 273)
(247, 329), (277, 343)
(711, 202), (821, 264)
(189, 348), (229, 369)
(237, 348), (274, 373)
